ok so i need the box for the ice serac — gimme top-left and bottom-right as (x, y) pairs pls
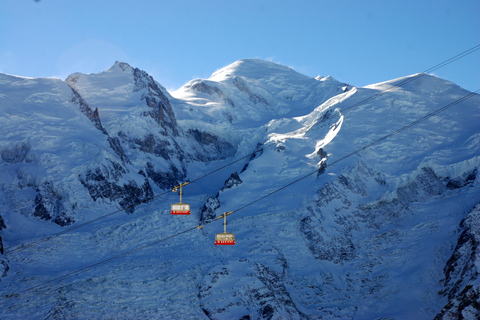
(1, 59), (480, 319)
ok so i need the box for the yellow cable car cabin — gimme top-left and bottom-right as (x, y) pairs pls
(215, 211), (235, 245)
(171, 182), (191, 215)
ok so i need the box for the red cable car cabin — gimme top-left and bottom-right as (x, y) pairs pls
(215, 211), (235, 245)
(171, 182), (191, 215)
(171, 203), (191, 215)
(215, 232), (235, 245)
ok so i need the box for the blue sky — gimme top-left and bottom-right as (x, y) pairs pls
(1, 0), (479, 92)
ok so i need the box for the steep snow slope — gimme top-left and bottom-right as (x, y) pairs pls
(0, 60), (479, 320)
(0, 73), (123, 228)
(195, 73), (480, 319)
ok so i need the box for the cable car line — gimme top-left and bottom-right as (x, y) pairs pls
(188, 143), (274, 185)
(231, 89), (480, 216)
(339, 44), (480, 115)
(3, 88), (479, 301)
(2, 89), (478, 301)
(4, 143), (275, 255)
(171, 182), (191, 215)
(0, 225), (202, 301)
(4, 44), (479, 255)
(215, 211), (235, 245)
(4, 189), (171, 255)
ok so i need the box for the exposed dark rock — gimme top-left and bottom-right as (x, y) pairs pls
(190, 80), (236, 108)
(1, 141), (31, 163)
(445, 168), (478, 190)
(80, 161), (154, 213)
(133, 134), (172, 160)
(198, 262), (307, 320)
(274, 144), (285, 152)
(144, 162), (185, 190)
(133, 67), (178, 133)
(301, 162), (386, 262)
(435, 203), (480, 319)
(69, 88), (107, 135)
(221, 172), (243, 191)
(233, 76), (270, 105)
(108, 136), (130, 164)
(200, 196), (220, 224)
(118, 179), (154, 214)
(300, 214), (356, 264)
(187, 129), (236, 161)
(396, 167), (445, 200)
(0, 260), (9, 277)
(356, 166), (475, 230)
(252, 263), (308, 319)
(0, 215), (5, 230)
(241, 143), (264, 173)
(0, 235), (4, 254)
(200, 172), (242, 223)
(33, 181), (74, 226)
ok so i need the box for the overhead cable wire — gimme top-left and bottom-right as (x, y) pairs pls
(1, 225), (201, 301)
(3, 88), (478, 301)
(4, 143), (273, 255)
(233, 89), (480, 215)
(188, 142), (273, 184)
(5, 43), (480, 255)
(339, 44), (480, 115)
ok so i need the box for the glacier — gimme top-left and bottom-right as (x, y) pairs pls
(0, 58), (479, 319)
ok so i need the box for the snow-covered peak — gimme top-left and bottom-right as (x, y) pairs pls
(172, 59), (350, 131)
(110, 61), (134, 73)
(210, 59), (298, 81)
(364, 72), (465, 95)
(66, 62), (177, 136)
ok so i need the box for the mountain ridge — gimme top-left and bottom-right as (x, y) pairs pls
(0, 59), (479, 319)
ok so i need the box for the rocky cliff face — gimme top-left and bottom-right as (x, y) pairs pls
(435, 204), (480, 320)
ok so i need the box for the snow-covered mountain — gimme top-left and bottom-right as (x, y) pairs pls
(0, 59), (479, 319)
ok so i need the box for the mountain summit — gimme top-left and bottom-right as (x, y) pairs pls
(0, 60), (479, 319)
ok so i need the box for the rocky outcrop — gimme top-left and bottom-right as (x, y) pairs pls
(144, 161), (186, 190)
(220, 172), (243, 191)
(200, 172), (243, 223)
(1, 141), (31, 164)
(233, 76), (270, 105)
(435, 203), (480, 320)
(200, 196), (220, 224)
(133, 67), (179, 134)
(187, 129), (236, 161)
(300, 162), (382, 263)
(240, 143), (264, 173)
(70, 87), (107, 135)
(33, 181), (74, 226)
(0, 216), (5, 231)
(199, 261), (308, 320)
(189, 80), (235, 108)
(79, 161), (154, 214)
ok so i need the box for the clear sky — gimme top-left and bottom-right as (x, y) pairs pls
(1, 0), (479, 92)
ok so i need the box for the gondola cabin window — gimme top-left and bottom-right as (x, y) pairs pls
(171, 203), (191, 215)
(215, 233), (235, 245)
